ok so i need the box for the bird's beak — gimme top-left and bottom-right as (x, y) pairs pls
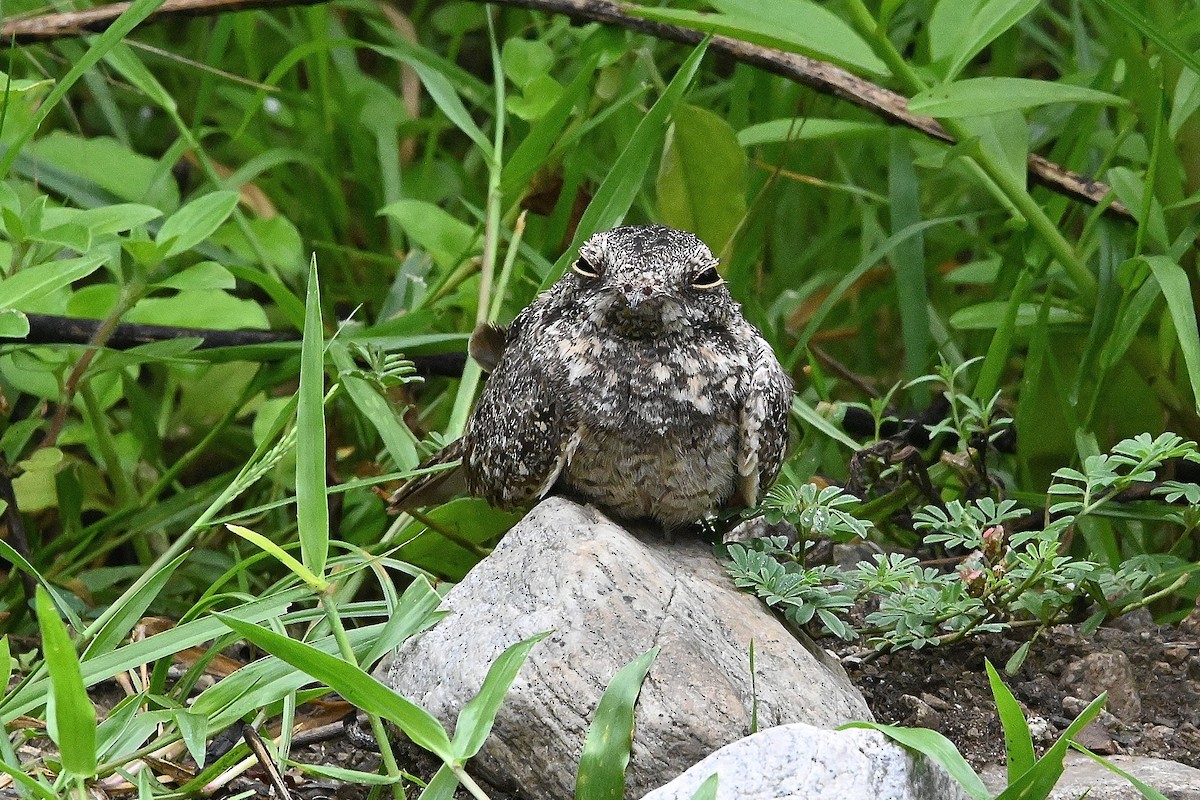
(620, 280), (663, 309)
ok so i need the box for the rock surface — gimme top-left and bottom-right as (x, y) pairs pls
(981, 753), (1200, 799)
(380, 496), (872, 798)
(641, 722), (970, 800)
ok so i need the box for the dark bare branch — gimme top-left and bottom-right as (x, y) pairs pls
(3, 314), (468, 375)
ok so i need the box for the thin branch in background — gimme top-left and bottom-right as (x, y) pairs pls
(0, 0), (1130, 218)
(3, 314), (469, 376)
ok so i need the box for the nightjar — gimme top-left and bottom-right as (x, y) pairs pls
(389, 225), (793, 532)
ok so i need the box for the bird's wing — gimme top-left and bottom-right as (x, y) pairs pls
(737, 343), (793, 507)
(461, 355), (574, 509)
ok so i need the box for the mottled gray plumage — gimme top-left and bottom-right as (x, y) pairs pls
(391, 225), (792, 531)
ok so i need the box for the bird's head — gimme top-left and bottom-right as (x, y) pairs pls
(566, 225), (732, 336)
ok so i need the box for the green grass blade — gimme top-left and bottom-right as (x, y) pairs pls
(362, 576), (446, 667)
(994, 693), (1107, 800)
(1092, 0), (1200, 77)
(575, 647), (659, 800)
(984, 659), (1035, 782)
(452, 631), (552, 760)
(1070, 744), (1170, 800)
(841, 722), (990, 800)
(887, 134), (931, 381)
(418, 763), (460, 800)
(83, 551), (188, 658)
(0, 0), (169, 177)
(296, 254), (329, 580)
(36, 586), (97, 778)
(541, 39), (710, 289)
(330, 343), (419, 471)
(0, 636), (10, 701)
(215, 613), (455, 762)
(689, 773), (719, 800)
(1142, 256), (1200, 412)
(0, 762), (58, 800)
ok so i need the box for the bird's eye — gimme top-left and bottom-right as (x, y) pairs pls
(572, 255), (602, 279)
(692, 263), (724, 289)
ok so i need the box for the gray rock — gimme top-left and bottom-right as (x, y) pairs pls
(982, 753), (1200, 799)
(642, 722), (970, 800)
(1061, 651), (1142, 721)
(380, 496), (872, 799)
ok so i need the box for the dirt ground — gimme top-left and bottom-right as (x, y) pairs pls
(844, 613), (1200, 770)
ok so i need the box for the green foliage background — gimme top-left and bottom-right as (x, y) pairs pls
(2, 0), (1200, 793)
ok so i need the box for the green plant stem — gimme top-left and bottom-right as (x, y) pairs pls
(1115, 573), (1190, 616)
(452, 765), (492, 800)
(447, 7), (506, 438)
(80, 383), (137, 510)
(320, 594), (406, 800)
(841, 0), (1097, 299)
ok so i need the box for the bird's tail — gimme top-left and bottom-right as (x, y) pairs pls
(386, 438), (467, 513)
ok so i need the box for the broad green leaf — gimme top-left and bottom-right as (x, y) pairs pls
(1141, 256), (1200, 412)
(295, 255), (329, 580)
(909, 78), (1126, 117)
(629, 3), (887, 76)
(156, 190), (240, 258)
(0, 310), (28, 337)
(575, 647), (659, 800)
(928, 0), (984, 64)
(657, 104), (747, 254)
(1169, 68), (1200, 139)
(452, 632), (552, 759)
(153, 262), (236, 291)
(949, 301), (1083, 329)
(27, 222), (90, 253)
(42, 203), (161, 236)
(395, 497), (520, 580)
(502, 38), (555, 89)
(842, 722), (989, 800)
(737, 118), (884, 146)
(985, 660), (1035, 782)
(37, 586), (97, 778)
(509, 74), (564, 121)
(83, 551), (189, 658)
(0, 252), (107, 310)
(944, 0), (1039, 81)
(215, 613), (456, 762)
(544, 40), (710, 288)
(955, 110), (1029, 190)
(125, 289), (269, 330)
(379, 199), (476, 270)
(502, 55), (599, 200)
